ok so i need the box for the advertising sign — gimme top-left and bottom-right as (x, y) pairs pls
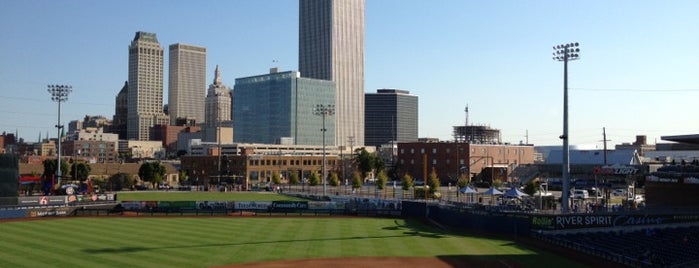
(271, 201), (309, 210)
(531, 214), (699, 230)
(234, 201), (272, 210)
(18, 196), (67, 206)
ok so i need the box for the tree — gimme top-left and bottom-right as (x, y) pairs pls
(309, 171), (320, 187)
(401, 174), (414, 199)
(427, 169), (440, 196)
(328, 172), (340, 187)
(138, 162), (166, 189)
(351, 171), (363, 190)
(271, 171), (281, 185)
(108, 173), (128, 191)
(456, 174), (469, 189)
(42, 158), (68, 182)
(354, 148), (385, 180)
(376, 170), (388, 198)
(70, 162), (91, 182)
(289, 171), (300, 185)
(376, 170), (387, 190)
(178, 170), (189, 185)
(523, 180), (538, 196)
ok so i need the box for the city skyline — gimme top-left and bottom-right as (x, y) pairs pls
(1, 1), (698, 147)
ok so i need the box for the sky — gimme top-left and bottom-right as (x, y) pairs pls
(1, 0), (698, 148)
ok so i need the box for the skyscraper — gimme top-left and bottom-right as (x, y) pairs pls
(365, 89), (418, 147)
(233, 70), (335, 145)
(127, 31), (169, 141)
(168, 43), (207, 125)
(204, 65), (233, 143)
(299, 0), (365, 147)
(205, 65), (231, 127)
(112, 81), (128, 140)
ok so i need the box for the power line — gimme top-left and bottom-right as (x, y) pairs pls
(570, 88), (699, 92)
(0, 95), (112, 106)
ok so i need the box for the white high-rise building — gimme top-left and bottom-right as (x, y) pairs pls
(127, 31), (169, 141)
(168, 43), (207, 125)
(205, 65), (231, 127)
(204, 65), (233, 143)
(299, 0), (366, 146)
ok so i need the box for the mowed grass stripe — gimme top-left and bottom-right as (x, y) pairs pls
(1, 217), (582, 267)
(3, 220), (141, 268)
(0, 226), (80, 267)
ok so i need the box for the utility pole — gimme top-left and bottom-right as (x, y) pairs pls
(602, 127), (610, 165)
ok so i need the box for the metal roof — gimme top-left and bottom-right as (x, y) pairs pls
(545, 149), (640, 165)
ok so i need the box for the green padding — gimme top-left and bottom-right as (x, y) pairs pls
(0, 154), (18, 169)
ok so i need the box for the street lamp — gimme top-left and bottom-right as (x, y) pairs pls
(553, 42), (580, 213)
(313, 104), (334, 197)
(48, 84), (72, 186)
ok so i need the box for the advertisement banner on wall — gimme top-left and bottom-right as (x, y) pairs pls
(234, 201), (272, 210)
(308, 201), (344, 210)
(271, 201), (309, 210)
(18, 196), (67, 206)
(531, 214), (699, 230)
(196, 201), (234, 210)
(67, 194), (116, 204)
(26, 207), (72, 218)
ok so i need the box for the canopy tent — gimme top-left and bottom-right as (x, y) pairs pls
(459, 186), (478, 203)
(504, 187), (529, 199)
(482, 187), (503, 205)
(459, 186), (478, 194)
(483, 187), (503, 195)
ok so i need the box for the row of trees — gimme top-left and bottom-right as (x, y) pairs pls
(40, 159), (167, 192)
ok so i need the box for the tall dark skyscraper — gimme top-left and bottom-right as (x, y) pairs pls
(365, 89), (418, 147)
(113, 81), (128, 140)
(299, 0), (365, 147)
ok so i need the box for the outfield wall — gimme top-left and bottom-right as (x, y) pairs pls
(418, 202), (699, 236)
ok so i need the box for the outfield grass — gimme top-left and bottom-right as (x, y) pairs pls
(116, 191), (308, 202)
(0, 217), (583, 268)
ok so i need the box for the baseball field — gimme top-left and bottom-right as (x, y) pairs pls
(0, 192), (585, 267)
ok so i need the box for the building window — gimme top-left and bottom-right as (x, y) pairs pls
(410, 148), (414, 154)
(432, 159), (437, 165)
(410, 159), (414, 164)
(432, 148), (436, 154)
(400, 149), (404, 154)
(446, 148), (451, 154)
(420, 148), (425, 154)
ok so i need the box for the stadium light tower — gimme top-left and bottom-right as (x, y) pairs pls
(553, 42), (580, 213)
(48, 84), (72, 186)
(313, 104), (334, 197)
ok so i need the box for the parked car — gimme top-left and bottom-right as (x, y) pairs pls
(634, 194), (645, 204)
(571, 189), (589, 199)
(612, 189), (627, 196)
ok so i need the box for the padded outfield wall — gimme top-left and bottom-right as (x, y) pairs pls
(0, 154), (18, 206)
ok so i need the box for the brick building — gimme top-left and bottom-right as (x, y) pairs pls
(396, 142), (535, 185)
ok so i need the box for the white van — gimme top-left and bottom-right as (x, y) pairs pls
(572, 189), (589, 199)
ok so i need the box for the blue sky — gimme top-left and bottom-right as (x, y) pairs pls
(1, 0), (698, 147)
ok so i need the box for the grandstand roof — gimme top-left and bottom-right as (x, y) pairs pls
(545, 149), (640, 165)
(661, 134), (699, 145)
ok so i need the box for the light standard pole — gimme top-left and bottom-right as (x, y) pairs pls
(313, 104), (334, 197)
(553, 42), (580, 213)
(48, 85), (72, 186)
